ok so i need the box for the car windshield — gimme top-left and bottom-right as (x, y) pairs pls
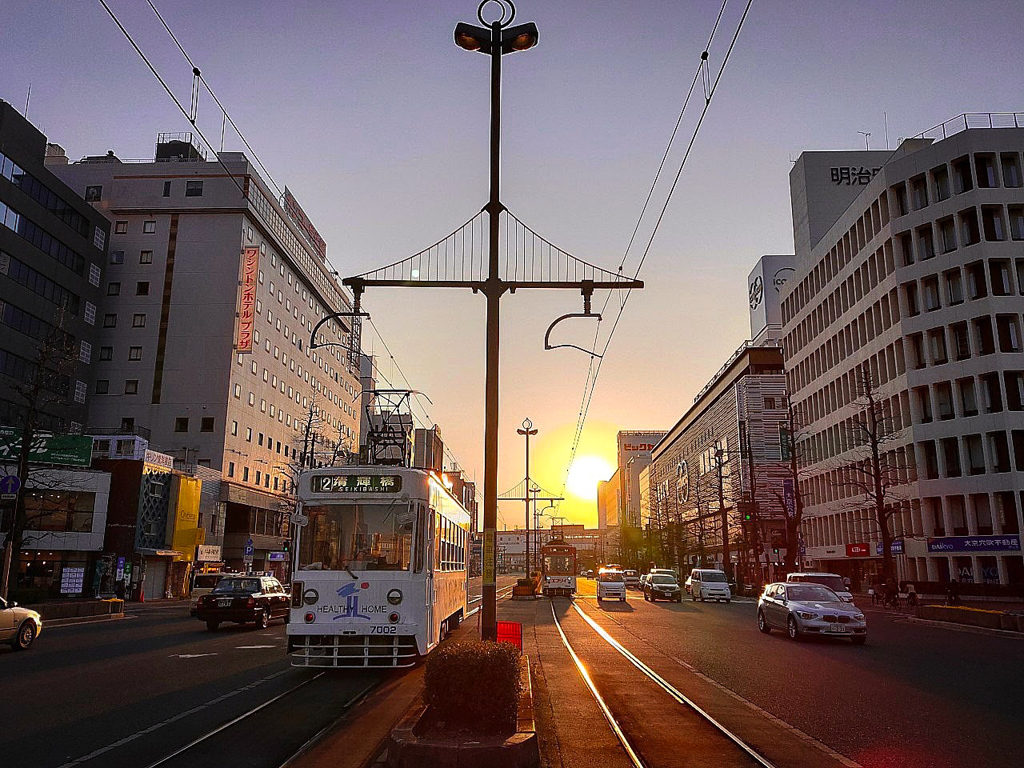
(787, 585), (840, 602)
(299, 502), (415, 571)
(624, 570), (637, 577)
(651, 575), (678, 585)
(599, 572), (624, 583)
(701, 572), (728, 582)
(213, 578), (261, 594)
(795, 575), (846, 592)
(194, 574), (225, 589)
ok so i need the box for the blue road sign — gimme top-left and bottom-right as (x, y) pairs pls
(244, 538), (254, 556)
(0, 474), (21, 496)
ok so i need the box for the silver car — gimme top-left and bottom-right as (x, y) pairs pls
(757, 582), (866, 645)
(1, 596), (42, 650)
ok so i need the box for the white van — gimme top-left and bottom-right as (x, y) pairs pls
(189, 572), (236, 616)
(786, 572), (854, 603)
(688, 568), (732, 603)
(596, 570), (627, 602)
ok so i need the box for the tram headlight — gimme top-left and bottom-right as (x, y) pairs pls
(302, 588), (319, 606)
(388, 611), (400, 624)
(387, 589), (403, 605)
(304, 612), (316, 624)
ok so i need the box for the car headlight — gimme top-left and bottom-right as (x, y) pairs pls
(854, 614), (865, 621)
(796, 611), (818, 620)
(387, 589), (403, 605)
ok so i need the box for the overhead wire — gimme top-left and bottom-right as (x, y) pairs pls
(560, 0), (755, 494)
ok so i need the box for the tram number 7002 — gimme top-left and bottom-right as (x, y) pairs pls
(370, 625), (398, 634)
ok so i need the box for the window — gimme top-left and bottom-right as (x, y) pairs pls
(243, 467), (249, 482)
(162, 181), (172, 197)
(185, 180), (204, 197)
(84, 302), (96, 325)
(143, 220), (156, 234)
(248, 392), (255, 406)
(975, 154), (998, 188)
(982, 207), (1006, 241)
(990, 260), (1012, 296)
(965, 435), (985, 475)
(916, 225), (935, 260)
(951, 322), (971, 360)
(1001, 153), (1022, 188)
(932, 165), (950, 201)
(230, 420), (238, 436)
(227, 461), (235, 478)
(246, 427), (252, 442)
(892, 183), (909, 216)
(1006, 372), (1024, 411)
(911, 174), (928, 209)
(959, 209), (981, 246)
(95, 379), (109, 394)
(109, 250), (124, 265)
(922, 276), (940, 311)
(99, 346), (113, 361)
(1010, 207), (1024, 240)
(958, 377), (978, 416)
(904, 282), (920, 316)
(103, 314), (117, 328)
(966, 262), (988, 299)
(114, 221), (128, 234)
(140, 250), (153, 264)
(233, 383), (241, 398)
(981, 372), (1003, 413)
(79, 341), (91, 363)
(952, 156), (973, 194)
(128, 346), (142, 360)
(136, 281), (149, 296)
(939, 217), (957, 253)
(125, 379), (138, 395)
(973, 316), (995, 355)
(107, 282), (120, 296)
(129, 313), (146, 328)
(175, 417), (189, 432)
(941, 437), (961, 477)
(915, 386), (932, 423)
(200, 417), (214, 432)
(258, 432), (264, 447)
(996, 315), (1021, 353)
(945, 269), (964, 305)
(929, 328), (948, 365)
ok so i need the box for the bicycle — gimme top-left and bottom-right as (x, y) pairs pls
(882, 593), (902, 610)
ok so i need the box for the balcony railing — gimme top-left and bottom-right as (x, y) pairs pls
(910, 112), (1024, 142)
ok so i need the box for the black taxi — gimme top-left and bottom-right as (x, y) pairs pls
(195, 575), (290, 631)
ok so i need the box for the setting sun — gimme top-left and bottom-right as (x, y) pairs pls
(565, 455), (615, 501)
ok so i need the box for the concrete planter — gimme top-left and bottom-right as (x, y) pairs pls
(916, 605), (1020, 631)
(387, 655), (539, 768)
(31, 599), (124, 620)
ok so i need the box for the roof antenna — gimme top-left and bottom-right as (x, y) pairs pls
(857, 131), (871, 150)
(24, 83), (31, 118)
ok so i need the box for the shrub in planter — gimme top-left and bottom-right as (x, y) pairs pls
(424, 640), (523, 735)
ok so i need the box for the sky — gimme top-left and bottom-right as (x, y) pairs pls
(3, 0), (1023, 529)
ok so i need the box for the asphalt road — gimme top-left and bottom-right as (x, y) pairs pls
(0, 574), (518, 768)
(573, 578), (1024, 768)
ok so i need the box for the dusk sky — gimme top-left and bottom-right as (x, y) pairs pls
(3, 0), (1023, 528)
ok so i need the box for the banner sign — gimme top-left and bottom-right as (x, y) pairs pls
(283, 187), (327, 260)
(310, 474), (403, 494)
(927, 535), (1021, 553)
(197, 545), (222, 562)
(268, 551), (287, 562)
(846, 542), (870, 557)
(782, 478), (795, 517)
(236, 247), (259, 352)
(876, 539), (904, 556)
(0, 427), (91, 466)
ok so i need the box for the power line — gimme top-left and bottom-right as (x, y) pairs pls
(561, 0), (755, 494)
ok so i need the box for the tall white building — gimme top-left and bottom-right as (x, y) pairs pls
(781, 115), (1024, 587)
(49, 137), (361, 570)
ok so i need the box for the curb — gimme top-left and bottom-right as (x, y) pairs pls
(44, 613), (127, 628)
(900, 616), (1024, 639)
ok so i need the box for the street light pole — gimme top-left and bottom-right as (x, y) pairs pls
(517, 419), (538, 578)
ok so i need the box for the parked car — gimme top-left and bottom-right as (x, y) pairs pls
(786, 572), (854, 603)
(622, 569), (640, 588)
(688, 568), (732, 603)
(596, 570), (627, 603)
(189, 572), (238, 616)
(0, 596), (42, 650)
(194, 575), (290, 630)
(644, 574), (682, 602)
(639, 573), (649, 589)
(757, 582), (866, 644)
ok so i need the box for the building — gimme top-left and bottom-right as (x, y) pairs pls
(781, 114), (1024, 587)
(550, 523), (604, 570)
(649, 343), (789, 582)
(50, 136), (362, 574)
(616, 431), (667, 530)
(0, 100), (110, 433)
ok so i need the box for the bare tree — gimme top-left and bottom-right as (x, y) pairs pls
(772, 403), (811, 574)
(1, 314), (81, 599)
(836, 365), (906, 583)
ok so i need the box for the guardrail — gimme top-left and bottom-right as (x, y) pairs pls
(910, 112), (1024, 142)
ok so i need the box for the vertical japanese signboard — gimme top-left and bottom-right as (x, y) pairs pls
(236, 247), (259, 352)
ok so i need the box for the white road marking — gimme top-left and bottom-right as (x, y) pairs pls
(235, 645), (277, 649)
(168, 653), (218, 659)
(55, 669), (291, 767)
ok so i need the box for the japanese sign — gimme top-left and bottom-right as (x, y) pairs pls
(284, 187), (327, 261)
(927, 535), (1021, 553)
(829, 166), (881, 186)
(310, 474), (404, 494)
(782, 478), (795, 517)
(846, 542), (870, 557)
(875, 539), (904, 556)
(0, 427), (92, 467)
(236, 246), (259, 353)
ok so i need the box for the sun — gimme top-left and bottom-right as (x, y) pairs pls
(565, 455), (615, 501)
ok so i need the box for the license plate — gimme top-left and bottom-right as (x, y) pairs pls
(829, 623), (845, 633)
(218, 598), (231, 607)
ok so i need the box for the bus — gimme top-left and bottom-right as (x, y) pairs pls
(541, 538), (577, 597)
(287, 466), (470, 668)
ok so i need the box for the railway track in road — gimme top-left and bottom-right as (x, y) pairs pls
(551, 599), (778, 768)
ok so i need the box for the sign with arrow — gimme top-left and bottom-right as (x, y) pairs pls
(0, 474), (20, 500)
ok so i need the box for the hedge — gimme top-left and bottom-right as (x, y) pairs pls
(424, 640), (523, 734)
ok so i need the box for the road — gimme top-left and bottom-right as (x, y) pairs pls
(568, 577), (1024, 768)
(0, 574), (518, 768)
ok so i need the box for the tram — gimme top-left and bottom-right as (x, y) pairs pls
(541, 538), (577, 597)
(287, 466), (470, 668)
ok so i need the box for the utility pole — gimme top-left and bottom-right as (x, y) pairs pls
(332, 3), (641, 641)
(715, 446), (731, 580)
(517, 419), (538, 577)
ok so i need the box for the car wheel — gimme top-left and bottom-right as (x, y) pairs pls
(757, 611), (771, 634)
(787, 616), (801, 641)
(852, 635), (867, 646)
(13, 621), (36, 650)
(725, 599), (731, 604)
(675, 597), (682, 603)
(206, 620), (220, 631)
(257, 610), (270, 629)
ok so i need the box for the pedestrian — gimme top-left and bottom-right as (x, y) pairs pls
(906, 582), (918, 607)
(843, 575), (852, 590)
(947, 577), (960, 606)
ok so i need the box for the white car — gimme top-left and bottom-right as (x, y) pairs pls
(596, 570), (627, 602)
(688, 568), (732, 603)
(1, 596), (42, 650)
(786, 572), (854, 603)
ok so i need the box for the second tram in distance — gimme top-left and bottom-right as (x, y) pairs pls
(541, 538), (577, 597)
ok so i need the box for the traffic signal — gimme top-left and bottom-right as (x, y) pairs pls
(282, 539), (290, 553)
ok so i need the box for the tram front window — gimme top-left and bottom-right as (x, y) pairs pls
(300, 503), (414, 571)
(544, 555), (573, 575)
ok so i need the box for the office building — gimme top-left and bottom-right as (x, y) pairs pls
(781, 114), (1024, 586)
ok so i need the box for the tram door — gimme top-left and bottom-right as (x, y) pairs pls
(424, 504), (435, 644)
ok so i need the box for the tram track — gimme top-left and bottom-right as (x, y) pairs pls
(551, 599), (779, 768)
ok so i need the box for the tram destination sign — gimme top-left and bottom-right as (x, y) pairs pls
(311, 474), (403, 494)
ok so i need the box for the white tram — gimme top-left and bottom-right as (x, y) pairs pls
(287, 466), (470, 668)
